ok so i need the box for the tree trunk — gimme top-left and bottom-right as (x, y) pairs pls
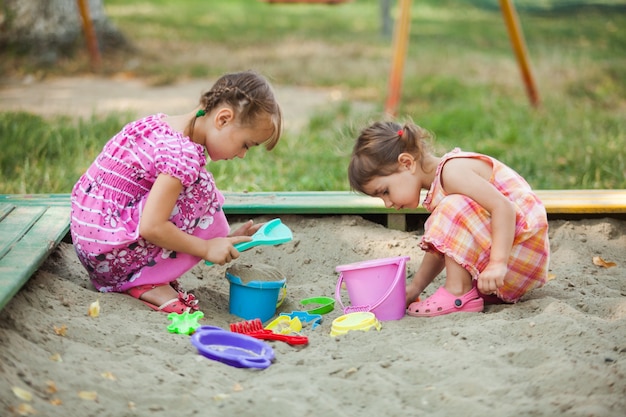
(0, 0), (129, 63)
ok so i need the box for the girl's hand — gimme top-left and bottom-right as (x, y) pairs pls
(405, 252), (446, 307)
(476, 262), (507, 295)
(229, 220), (262, 237)
(203, 236), (252, 265)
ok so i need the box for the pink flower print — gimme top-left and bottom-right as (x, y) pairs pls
(132, 239), (149, 257)
(106, 248), (128, 267)
(184, 185), (196, 200)
(197, 214), (214, 230)
(132, 167), (146, 182)
(104, 207), (118, 227)
(198, 171), (213, 187)
(74, 243), (85, 258)
(96, 261), (111, 274)
(207, 198), (221, 216)
(179, 216), (199, 234)
(161, 249), (176, 259)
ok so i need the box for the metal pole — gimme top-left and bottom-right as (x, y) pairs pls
(76, 0), (102, 71)
(384, 0), (412, 117)
(499, 0), (540, 107)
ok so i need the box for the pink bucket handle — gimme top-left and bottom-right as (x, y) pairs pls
(334, 257), (407, 314)
(335, 273), (370, 313)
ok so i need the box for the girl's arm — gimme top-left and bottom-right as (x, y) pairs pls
(406, 251), (445, 306)
(139, 173), (250, 265)
(439, 158), (516, 294)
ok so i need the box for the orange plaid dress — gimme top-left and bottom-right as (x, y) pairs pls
(420, 149), (550, 303)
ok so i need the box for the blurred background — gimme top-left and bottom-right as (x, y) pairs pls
(1, 0), (625, 193)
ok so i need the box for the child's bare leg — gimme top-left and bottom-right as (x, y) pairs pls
(406, 251), (445, 306)
(443, 255), (473, 296)
(135, 284), (180, 305)
(407, 254), (483, 317)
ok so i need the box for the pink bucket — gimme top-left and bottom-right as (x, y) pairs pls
(335, 256), (409, 321)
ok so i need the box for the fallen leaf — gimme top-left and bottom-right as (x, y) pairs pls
(14, 403), (37, 415)
(53, 324), (67, 336)
(50, 398), (63, 406)
(12, 387), (32, 401)
(232, 383), (243, 392)
(101, 371), (116, 381)
(88, 299), (100, 318)
(78, 391), (98, 401)
(46, 380), (57, 394)
(546, 273), (556, 282)
(592, 256), (617, 268)
(49, 353), (63, 362)
(128, 401), (136, 411)
(344, 367), (359, 377)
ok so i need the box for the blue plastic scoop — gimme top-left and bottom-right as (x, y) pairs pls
(205, 218), (293, 266)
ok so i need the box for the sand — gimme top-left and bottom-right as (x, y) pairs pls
(1, 214), (625, 417)
(1, 77), (625, 416)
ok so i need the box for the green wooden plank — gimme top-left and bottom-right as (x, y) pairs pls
(0, 192), (414, 212)
(0, 206), (70, 312)
(0, 190), (625, 214)
(0, 194), (72, 207)
(221, 191), (429, 214)
(0, 205), (47, 260)
(0, 203), (16, 221)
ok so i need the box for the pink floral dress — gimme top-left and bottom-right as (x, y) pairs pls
(420, 148), (550, 303)
(70, 114), (230, 293)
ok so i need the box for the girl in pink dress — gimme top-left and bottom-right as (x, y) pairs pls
(348, 120), (550, 317)
(70, 71), (283, 314)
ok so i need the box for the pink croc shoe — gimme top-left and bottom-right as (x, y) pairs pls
(407, 286), (484, 317)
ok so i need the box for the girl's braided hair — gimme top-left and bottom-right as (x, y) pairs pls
(188, 70), (283, 150)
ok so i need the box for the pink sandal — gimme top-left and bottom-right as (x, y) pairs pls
(126, 282), (199, 314)
(407, 286), (484, 317)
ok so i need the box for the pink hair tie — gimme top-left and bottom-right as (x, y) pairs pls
(397, 129), (403, 137)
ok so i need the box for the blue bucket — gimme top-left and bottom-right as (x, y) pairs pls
(226, 271), (286, 323)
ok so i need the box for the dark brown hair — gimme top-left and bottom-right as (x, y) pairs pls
(348, 120), (432, 194)
(188, 70), (283, 150)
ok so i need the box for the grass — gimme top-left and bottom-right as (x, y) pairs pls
(0, 112), (132, 194)
(1, 0), (625, 193)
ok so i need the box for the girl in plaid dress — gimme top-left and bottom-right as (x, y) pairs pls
(348, 121), (549, 317)
(70, 71), (283, 313)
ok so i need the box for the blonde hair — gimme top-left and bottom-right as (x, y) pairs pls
(348, 120), (432, 194)
(188, 70), (283, 150)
